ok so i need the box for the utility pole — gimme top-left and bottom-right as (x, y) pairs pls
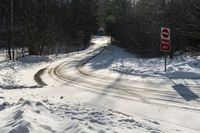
(11, 0), (15, 61)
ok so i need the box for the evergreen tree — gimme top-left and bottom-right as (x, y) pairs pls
(105, 0), (200, 56)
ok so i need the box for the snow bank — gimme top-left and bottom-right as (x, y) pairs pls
(0, 56), (49, 90)
(88, 45), (200, 79)
(0, 98), (171, 133)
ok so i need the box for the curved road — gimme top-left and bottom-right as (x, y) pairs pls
(35, 44), (200, 131)
(36, 46), (200, 111)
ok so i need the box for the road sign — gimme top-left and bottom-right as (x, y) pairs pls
(160, 27), (171, 52)
(160, 27), (171, 72)
(161, 28), (170, 40)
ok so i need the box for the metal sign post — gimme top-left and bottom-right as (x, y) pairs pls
(160, 27), (171, 72)
(164, 52), (167, 72)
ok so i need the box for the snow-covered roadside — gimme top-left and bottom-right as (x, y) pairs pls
(85, 45), (200, 79)
(0, 56), (48, 89)
(1, 98), (173, 133)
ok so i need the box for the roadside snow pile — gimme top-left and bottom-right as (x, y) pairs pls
(88, 45), (200, 79)
(0, 98), (68, 133)
(0, 98), (173, 133)
(0, 56), (51, 90)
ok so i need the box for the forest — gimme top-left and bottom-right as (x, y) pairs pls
(1, 0), (200, 59)
(105, 0), (200, 57)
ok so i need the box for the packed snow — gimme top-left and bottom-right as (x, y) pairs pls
(0, 36), (200, 133)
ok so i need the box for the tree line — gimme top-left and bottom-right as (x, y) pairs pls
(105, 0), (200, 57)
(3, 0), (99, 59)
(2, 0), (200, 59)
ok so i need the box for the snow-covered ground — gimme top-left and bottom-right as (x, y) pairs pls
(0, 49), (8, 62)
(85, 45), (200, 79)
(0, 98), (173, 133)
(0, 36), (200, 133)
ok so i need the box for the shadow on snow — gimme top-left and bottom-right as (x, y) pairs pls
(172, 84), (199, 101)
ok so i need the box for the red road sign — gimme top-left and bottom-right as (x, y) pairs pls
(162, 28), (170, 39)
(161, 27), (171, 52)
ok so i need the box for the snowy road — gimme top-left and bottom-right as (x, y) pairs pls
(37, 43), (200, 132)
(1, 36), (200, 132)
(44, 47), (200, 111)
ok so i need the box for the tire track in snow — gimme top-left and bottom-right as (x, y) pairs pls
(45, 49), (200, 112)
(36, 46), (200, 112)
(34, 68), (48, 86)
(51, 61), (200, 112)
